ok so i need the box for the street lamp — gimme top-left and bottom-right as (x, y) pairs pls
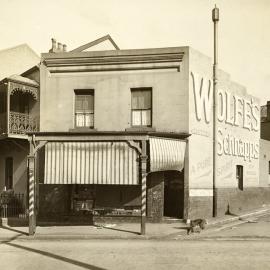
(212, 5), (219, 217)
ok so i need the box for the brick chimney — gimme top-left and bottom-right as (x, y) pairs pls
(49, 38), (67, 53)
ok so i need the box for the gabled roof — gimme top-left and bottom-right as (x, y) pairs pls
(0, 44), (40, 81)
(70, 35), (120, 52)
(0, 43), (39, 58)
(21, 65), (40, 77)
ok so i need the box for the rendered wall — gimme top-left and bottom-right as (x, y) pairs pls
(40, 51), (189, 134)
(188, 47), (261, 218)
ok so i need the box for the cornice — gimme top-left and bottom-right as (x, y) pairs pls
(42, 47), (186, 68)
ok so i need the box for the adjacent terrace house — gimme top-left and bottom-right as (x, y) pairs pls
(0, 44), (40, 220)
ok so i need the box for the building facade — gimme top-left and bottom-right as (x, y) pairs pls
(23, 37), (270, 230)
(2, 38), (269, 231)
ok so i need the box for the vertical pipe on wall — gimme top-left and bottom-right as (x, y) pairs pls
(212, 5), (219, 217)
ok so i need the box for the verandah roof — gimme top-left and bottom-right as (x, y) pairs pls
(30, 131), (189, 185)
(44, 141), (139, 185)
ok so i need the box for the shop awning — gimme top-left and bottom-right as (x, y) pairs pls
(44, 141), (139, 185)
(150, 137), (186, 172)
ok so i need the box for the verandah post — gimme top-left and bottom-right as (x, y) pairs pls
(28, 154), (36, 236)
(141, 140), (147, 235)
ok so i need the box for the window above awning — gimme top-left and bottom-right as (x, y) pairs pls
(149, 137), (186, 172)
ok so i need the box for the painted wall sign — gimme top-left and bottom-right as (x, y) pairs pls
(191, 72), (212, 123)
(191, 71), (260, 162)
(217, 128), (259, 160)
(217, 89), (260, 131)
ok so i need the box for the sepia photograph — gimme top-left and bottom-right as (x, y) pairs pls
(0, 0), (270, 269)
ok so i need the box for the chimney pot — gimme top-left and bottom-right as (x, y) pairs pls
(57, 42), (63, 51)
(52, 38), (56, 48)
(63, 44), (67, 52)
(49, 38), (57, 53)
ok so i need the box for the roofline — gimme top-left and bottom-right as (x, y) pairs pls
(0, 43), (40, 58)
(42, 46), (189, 60)
(70, 34), (120, 52)
(21, 65), (40, 77)
(0, 76), (39, 87)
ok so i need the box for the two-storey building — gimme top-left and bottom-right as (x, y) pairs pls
(26, 37), (270, 231)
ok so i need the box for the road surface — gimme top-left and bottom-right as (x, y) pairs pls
(1, 214), (270, 270)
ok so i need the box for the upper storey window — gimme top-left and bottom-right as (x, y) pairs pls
(131, 88), (152, 127)
(74, 89), (94, 128)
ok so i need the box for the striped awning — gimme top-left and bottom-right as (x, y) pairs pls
(44, 141), (139, 185)
(150, 137), (186, 172)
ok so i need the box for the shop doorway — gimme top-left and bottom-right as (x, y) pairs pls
(164, 170), (184, 218)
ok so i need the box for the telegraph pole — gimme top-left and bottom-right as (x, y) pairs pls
(212, 5), (219, 217)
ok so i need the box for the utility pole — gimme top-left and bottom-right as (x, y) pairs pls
(212, 5), (219, 217)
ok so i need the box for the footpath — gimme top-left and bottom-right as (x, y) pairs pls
(0, 205), (270, 241)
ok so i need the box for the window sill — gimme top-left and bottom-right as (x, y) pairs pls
(125, 127), (156, 132)
(69, 127), (97, 132)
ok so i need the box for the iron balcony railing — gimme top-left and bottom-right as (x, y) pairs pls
(0, 192), (27, 218)
(9, 111), (39, 134)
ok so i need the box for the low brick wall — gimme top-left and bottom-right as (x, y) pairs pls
(188, 196), (213, 219)
(216, 187), (270, 216)
(188, 187), (270, 219)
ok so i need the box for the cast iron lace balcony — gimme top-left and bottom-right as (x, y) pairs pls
(9, 111), (39, 134)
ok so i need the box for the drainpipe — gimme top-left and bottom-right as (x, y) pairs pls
(212, 5), (219, 217)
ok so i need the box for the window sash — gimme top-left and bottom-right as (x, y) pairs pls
(132, 109), (151, 126)
(75, 112), (94, 128)
(75, 95), (94, 111)
(131, 90), (151, 110)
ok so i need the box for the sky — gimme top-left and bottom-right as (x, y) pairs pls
(0, 0), (269, 104)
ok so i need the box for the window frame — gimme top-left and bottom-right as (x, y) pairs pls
(236, 165), (244, 191)
(74, 89), (94, 129)
(130, 87), (152, 127)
